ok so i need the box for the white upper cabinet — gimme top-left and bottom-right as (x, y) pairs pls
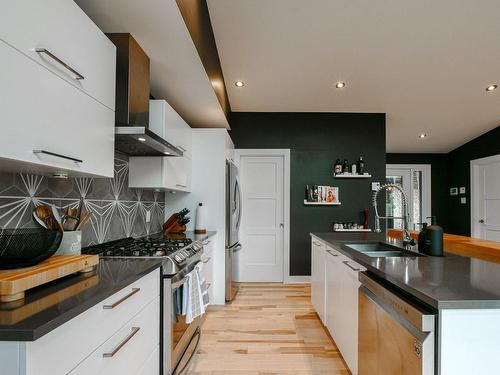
(0, 0), (116, 178)
(149, 100), (192, 159)
(128, 100), (192, 192)
(0, 0), (116, 110)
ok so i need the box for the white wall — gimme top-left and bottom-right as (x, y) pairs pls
(165, 128), (234, 305)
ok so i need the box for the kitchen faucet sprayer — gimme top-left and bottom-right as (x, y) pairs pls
(372, 183), (416, 249)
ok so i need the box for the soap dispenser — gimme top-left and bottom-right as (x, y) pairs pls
(424, 216), (444, 256)
(418, 222), (428, 252)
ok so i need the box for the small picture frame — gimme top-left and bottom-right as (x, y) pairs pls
(450, 187), (458, 196)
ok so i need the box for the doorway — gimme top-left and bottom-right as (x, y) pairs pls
(471, 154), (500, 240)
(233, 149), (290, 282)
(386, 164), (431, 230)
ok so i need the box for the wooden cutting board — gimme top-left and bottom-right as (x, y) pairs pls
(0, 255), (99, 302)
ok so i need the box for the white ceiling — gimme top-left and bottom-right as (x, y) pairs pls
(207, 0), (500, 152)
(75, 0), (229, 129)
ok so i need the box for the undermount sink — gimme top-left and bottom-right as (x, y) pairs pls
(344, 242), (424, 258)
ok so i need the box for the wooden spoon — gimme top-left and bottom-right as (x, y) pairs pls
(34, 205), (56, 230)
(76, 212), (92, 231)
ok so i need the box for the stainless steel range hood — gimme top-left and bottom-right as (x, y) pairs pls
(107, 33), (183, 157)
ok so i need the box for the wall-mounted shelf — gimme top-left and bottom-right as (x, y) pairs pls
(333, 228), (372, 232)
(334, 173), (372, 179)
(304, 200), (341, 206)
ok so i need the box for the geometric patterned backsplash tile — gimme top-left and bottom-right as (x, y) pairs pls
(0, 153), (165, 247)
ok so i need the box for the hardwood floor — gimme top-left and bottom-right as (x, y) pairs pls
(186, 283), (350, 375)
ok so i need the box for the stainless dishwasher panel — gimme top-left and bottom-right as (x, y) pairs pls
(358, 273), (435, 375)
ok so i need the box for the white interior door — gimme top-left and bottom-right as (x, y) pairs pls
(236, 155), (284, 282)
(472, 155), (500, 240)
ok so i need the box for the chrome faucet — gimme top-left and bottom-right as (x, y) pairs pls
(372, 183), (416, 249)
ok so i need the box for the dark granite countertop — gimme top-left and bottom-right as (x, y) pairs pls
(0, 258), (163, 341)
(311, 232), (500, 309)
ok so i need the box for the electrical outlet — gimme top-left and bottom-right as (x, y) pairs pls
(372, 182), (381, 191)
(460, 187), (466, 194)
(146, 210), (151, 223)
(461, 197), (467, 204)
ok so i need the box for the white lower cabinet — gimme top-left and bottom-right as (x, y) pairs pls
(324, 245), (366, 375)
(311, 238), (327, 323)
(0, 269), (160, 375)
(70, 297), (159, 375)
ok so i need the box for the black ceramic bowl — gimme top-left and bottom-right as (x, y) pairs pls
(0, 228), (63, 269)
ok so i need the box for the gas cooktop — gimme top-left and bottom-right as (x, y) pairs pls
(82, 235), (206, 277)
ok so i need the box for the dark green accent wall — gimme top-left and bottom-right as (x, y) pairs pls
(386, 153), (450, 231)
(229, 112), (386, 276)
(448, 126), (500, 235)
(387, 125), (500, 236)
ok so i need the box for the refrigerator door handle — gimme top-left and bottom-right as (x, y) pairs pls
(235, 176), (242, 230)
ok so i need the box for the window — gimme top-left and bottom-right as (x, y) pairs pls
(386, 165), (431, 231)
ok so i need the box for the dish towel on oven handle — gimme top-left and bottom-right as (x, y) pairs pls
(185, 267), (205, 324)
(195, 261), (210, 309)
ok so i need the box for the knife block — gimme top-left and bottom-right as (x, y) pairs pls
(163, 213), (187, 234)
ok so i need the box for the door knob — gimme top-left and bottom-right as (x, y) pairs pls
(280, 223), (284, 228)
(479, 219), (485, 224)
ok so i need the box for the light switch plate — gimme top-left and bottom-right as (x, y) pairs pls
(450, 187), (458, 196)
(372, 182), (381, 191)
(461, 197), (467, 204)
(146, 210), (151, 223)
(460, 187), (466, 194)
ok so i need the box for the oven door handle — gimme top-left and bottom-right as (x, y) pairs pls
(171, 276), (189, 290)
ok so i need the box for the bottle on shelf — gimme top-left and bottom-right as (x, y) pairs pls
(334, 159), (342, 175)
(357, 156), (365, 175)
(342, 159), (349, 174)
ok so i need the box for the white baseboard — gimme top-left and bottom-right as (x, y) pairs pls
(284, 275), (311, 284)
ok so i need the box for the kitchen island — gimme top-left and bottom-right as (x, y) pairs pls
(311, 231), (500, 375)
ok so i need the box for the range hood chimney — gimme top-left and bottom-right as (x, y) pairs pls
(107, 33), (183, 157)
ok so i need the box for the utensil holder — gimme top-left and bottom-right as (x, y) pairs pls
(55, 231), (82, 256)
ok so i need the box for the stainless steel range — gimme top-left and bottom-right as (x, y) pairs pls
(83, 234), (207, 375)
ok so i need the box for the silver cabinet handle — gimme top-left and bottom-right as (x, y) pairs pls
(327, 250), (338, 257)
(102, 327), (140, 358)
(35, 48), (84, 80)
(33, 149), (83, 163)
(176, 184), (188, 188)
(177, 145), (187, 152)
(343, 260), (361, 272)
(103, 288), (140, 309)
(233, 243), (243, 252)
(202, 240), (210, 245)
(313, 241), (322, 246)
(202, 257), (211, 264)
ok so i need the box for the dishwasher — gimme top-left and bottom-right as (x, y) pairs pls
(358, 272), (436, 375)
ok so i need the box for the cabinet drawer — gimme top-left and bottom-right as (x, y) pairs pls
(70, 297), (160, 375)
(0, 40), (114, 178)
(0, 0), (116, 110)
(137, 346), (160, 375)
(25, 269), (160, 375)
(201, 255), (214, 283)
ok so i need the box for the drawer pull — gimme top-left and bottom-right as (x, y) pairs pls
(342, 260), (361, 272)
(202, 239), (210, 245)
(327, 250), (338, 257)
(103, 288), (140, 309)
(177, 145), (187, 152)
(176, 184), (187, 188)
(33, 149), (83, 163)
(35, 48), (85, 80)
(202, 257), (211, 264)
(313, 241), (322, 246)
(102, 327), (140, 358)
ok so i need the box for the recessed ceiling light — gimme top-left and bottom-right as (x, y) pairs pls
(486, 84), (498, 92)
(235, 81), (245, 87)
(138, 137), (146, 142)
(419, 133), (427, 139)
(164, 151), (170, 155)
(335, 81), (346, 89)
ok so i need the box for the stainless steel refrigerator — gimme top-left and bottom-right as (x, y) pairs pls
(225, 160), (242, 301)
